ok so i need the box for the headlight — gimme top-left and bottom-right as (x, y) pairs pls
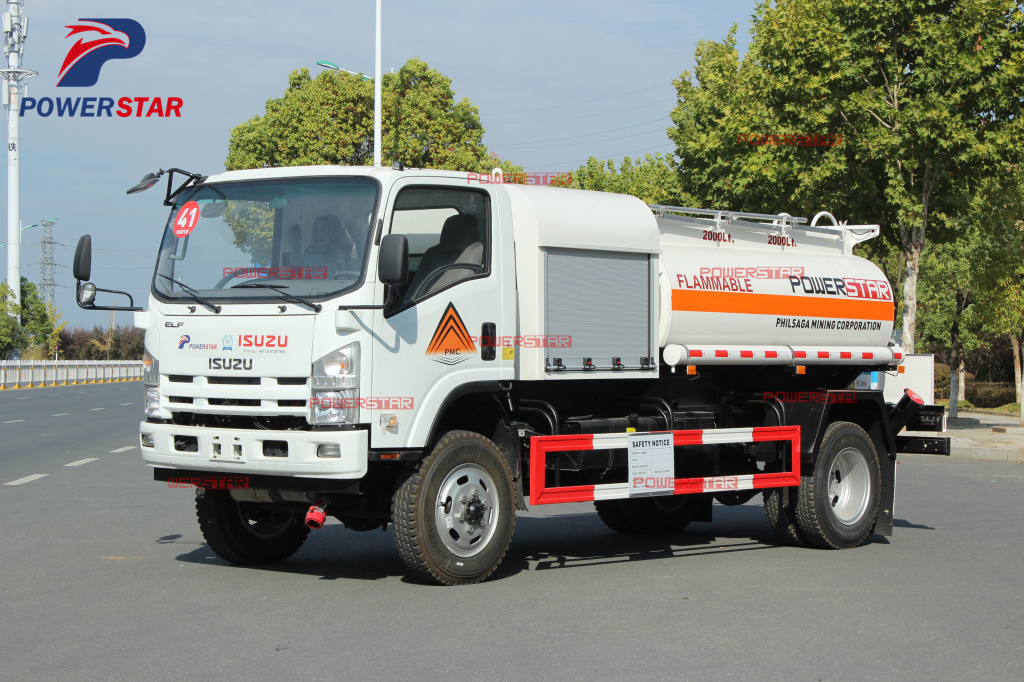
(311, 343), (359, 424)
(143, 349), (160, 417)
(312, 343), (359, 389)
(310, 390), (359, 425)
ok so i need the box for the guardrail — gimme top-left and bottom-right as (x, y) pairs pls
(0, 360), (144, 389)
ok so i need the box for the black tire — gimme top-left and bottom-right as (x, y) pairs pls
(595, 496), (693, 535)
(795, 422), (881, 549)
(763, 487), (809, 546)
(392, 431), (516, 585)
(195, 488), (310, 565)
(594, 499), (633, 533)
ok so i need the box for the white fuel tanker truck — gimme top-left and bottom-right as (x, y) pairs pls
(72, 166), (948, 585)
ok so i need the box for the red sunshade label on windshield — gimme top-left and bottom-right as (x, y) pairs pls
(173, 201), (200, 238)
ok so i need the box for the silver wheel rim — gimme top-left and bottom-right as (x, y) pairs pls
(434, 463), (500, 558)
(825, 446), (871, 525)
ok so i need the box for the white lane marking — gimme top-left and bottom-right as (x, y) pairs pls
(17, 397), (29, 400)
(66, 458), (99, 467)
(110, 446), (135, 453)
(120, 403), (133, 406)
(52, 413), (69, 417)
(89, 408), (105, 411)
(4, 474), (48, 486)
(3, 419), (26, 423)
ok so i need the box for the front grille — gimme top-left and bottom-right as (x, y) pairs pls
(208, 376), (261, 385)
(164, 374), (309, 422)
(209, 398), (261, 407)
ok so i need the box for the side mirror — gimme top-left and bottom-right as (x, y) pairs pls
(73, 234), (92, 281)
(127, 172), (162, 195)
(378, 234), (409, 285)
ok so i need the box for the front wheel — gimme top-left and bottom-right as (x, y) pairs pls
(195, 488), (310, 564)
(795, 422), (881, 549)
(392, 431), (516, 585)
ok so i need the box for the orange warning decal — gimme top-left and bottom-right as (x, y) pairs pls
(672, 289), (893, 321)
(426, 303), (477, 365)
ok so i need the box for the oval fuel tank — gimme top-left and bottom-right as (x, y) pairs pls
(656, 213), (894, 349)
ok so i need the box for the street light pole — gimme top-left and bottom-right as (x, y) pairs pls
(373, 0), (382, 167)
(316, 1), (383, 166)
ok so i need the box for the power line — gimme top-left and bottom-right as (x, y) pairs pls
(493, 128), (669, 151)
(494, 99), (676, 125)
(487, 83), (671, 117)
(489, 117), (669, 147)
(523, 144), (675, 170)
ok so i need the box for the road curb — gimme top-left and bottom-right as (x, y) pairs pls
(949, 446), (1024, 463)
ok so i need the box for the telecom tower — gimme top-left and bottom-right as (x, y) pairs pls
(2, 0), (36, 311)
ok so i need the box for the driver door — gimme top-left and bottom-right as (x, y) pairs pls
(366, 179), (513, 451)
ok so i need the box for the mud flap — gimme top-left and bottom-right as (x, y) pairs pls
(872, 450), (896, 537)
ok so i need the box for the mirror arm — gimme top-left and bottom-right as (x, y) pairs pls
(336, 285), (397, 311)
(163, 168), (208, 206)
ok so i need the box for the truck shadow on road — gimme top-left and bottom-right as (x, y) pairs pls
(169, 503), (894, 583)
(495, 503), (777, 578)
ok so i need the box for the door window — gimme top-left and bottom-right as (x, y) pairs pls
(388, 186), (490, 306)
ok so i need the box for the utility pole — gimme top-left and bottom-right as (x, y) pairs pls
(2, 0), (36, 314)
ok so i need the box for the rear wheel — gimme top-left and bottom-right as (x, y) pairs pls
(795, 422), (880, 549)
(392, 431), (516, 585)
(763, 487), (808, 546)
(195, 488), (310, 564)
(594, 499), (633, 533)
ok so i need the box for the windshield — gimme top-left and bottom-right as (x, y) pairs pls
(152, 177), (379, 303)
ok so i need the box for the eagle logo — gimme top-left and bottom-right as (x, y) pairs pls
(57, 19), (146, 87)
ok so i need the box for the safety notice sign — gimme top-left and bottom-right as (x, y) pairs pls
(628, 433), (675, 496)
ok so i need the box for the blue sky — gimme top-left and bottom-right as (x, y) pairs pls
(2, 0), (758, 327)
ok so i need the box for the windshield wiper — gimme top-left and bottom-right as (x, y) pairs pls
(157, 274), (222, 313)
(231, 282), (322, 312)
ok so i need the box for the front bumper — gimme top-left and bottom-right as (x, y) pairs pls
(139, 421), (368, 479)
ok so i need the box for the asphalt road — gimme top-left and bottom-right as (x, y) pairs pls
(2, 383), (1022, 681)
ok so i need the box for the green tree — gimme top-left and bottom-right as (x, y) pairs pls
(19, 278), (53, 348)
(974, 164), (1024, 422)
(918, 227), (986, 417)
(670, 0), (1024, 350)
(566, 154), (681, 205)
(0, 282), (28, 359)
(227, 59), (494, 173)
(44, 303), (66, 360)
